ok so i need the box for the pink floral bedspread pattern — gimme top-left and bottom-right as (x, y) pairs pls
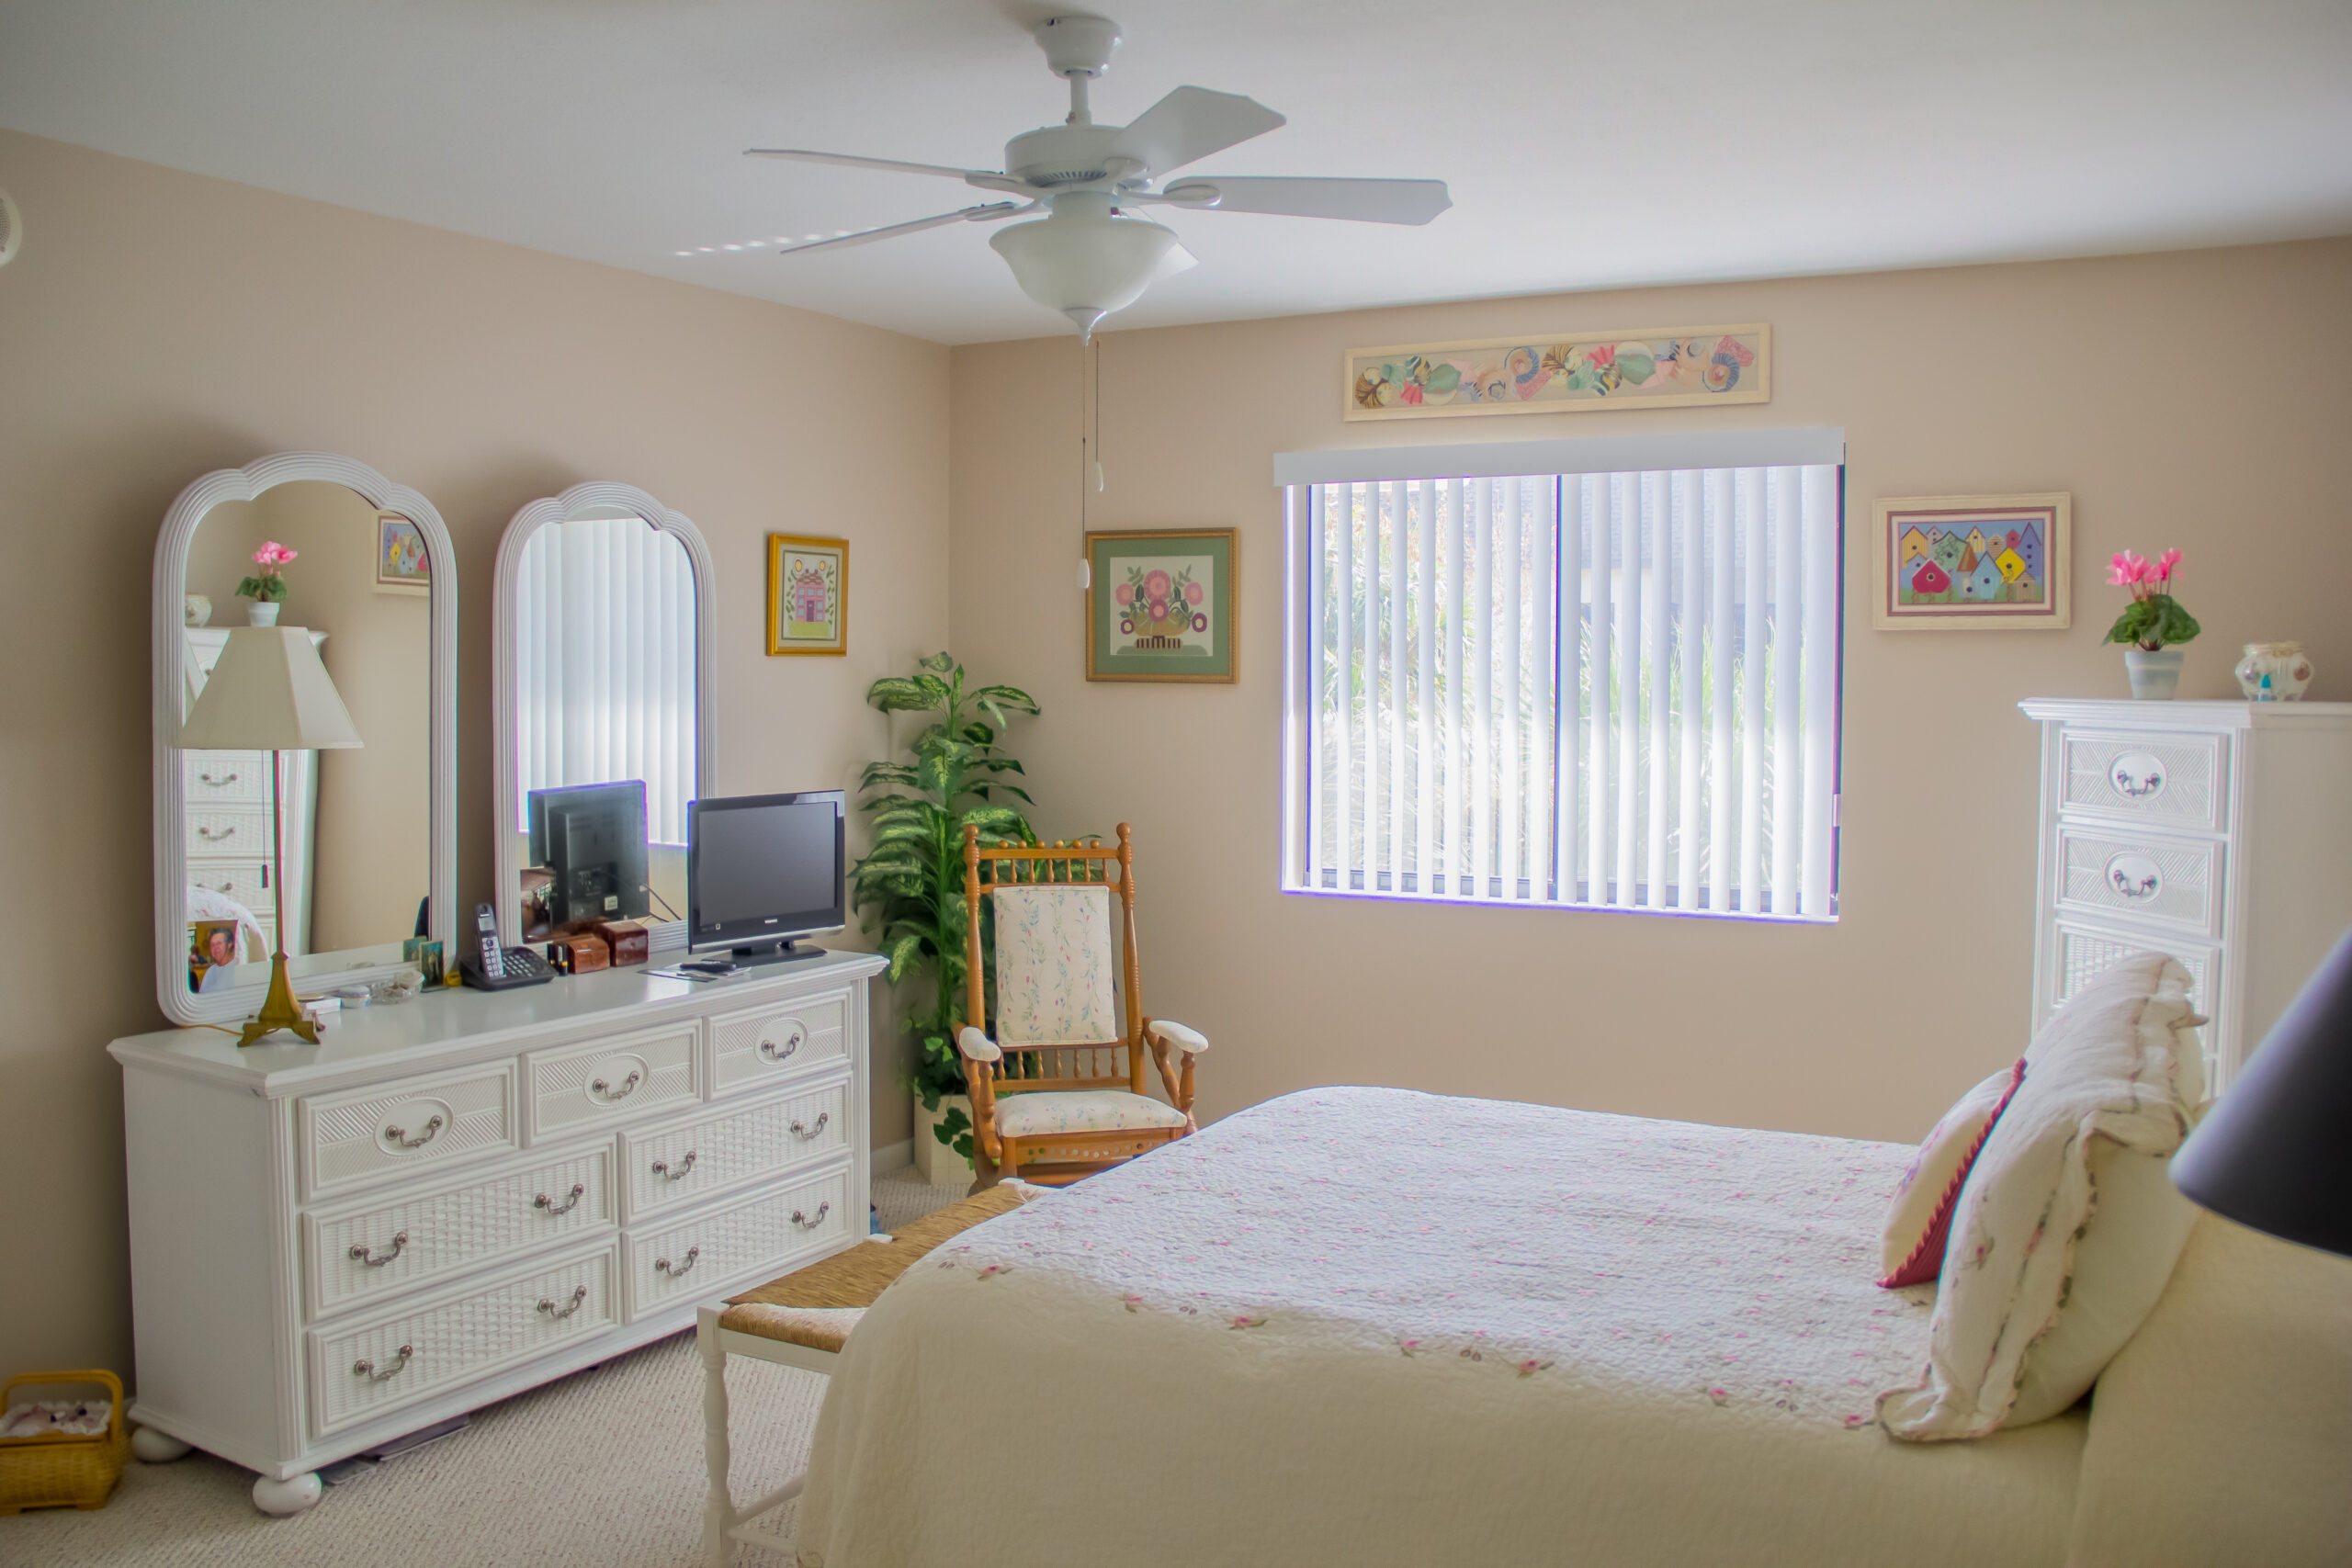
(930, 1086), (1933, 1427)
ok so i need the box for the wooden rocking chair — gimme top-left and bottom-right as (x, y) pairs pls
(955, 822), (1209, 1187)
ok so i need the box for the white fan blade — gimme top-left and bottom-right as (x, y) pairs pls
(777, 203), (1027, 254)
(1109, 86), (1284, 177)
(746, 148), (1032, 195)
(1150, 237), (1199, 282)
(1159, 176), (1451, 224)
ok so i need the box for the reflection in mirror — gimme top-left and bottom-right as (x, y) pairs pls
(180, 481), (430, 992)
(510, 513), (696, 940)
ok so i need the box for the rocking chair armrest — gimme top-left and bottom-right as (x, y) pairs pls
(956, 1026), (1001, 1063)
(1148, 1019), (1210, 1056)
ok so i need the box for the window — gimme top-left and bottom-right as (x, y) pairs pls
(1279, 430), (1844, 920)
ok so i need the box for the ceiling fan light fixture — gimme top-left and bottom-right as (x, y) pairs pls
(989, 196), (1188, 341)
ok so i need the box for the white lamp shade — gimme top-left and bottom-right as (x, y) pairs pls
(989, 198), (1194, 339)
(179, 626), (363, 750)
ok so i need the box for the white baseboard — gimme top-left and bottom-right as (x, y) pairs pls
(871, 1138), (912, 1175)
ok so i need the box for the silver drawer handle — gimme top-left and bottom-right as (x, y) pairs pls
(650, 1150), (697, 1182)
(791, 1201), (831, 1230)
(537, 1285), (589, 1321)
(197, 771), (241, 787)
(758, 1029), (803, 1062)
(590, 1070), (642, 1101)
(790, 1111), (830, 1140)
(2112, 768), (2165, 798)
(656, 1246), (700, 1279)
(350, 1230), (407, 1268)
(198, 824), (238, 840)
(384, 1114), (444, 1149)
(2110, 869), (2161, 899)
(353, 1346), (413, 1382)
(534, 1183), (585, 1217)
(207, 879), (236, 894)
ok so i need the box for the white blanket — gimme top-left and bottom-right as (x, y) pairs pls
(797, 1088), (2086, 1567)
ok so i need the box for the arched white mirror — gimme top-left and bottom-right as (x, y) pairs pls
(492, 482), (714, 951)
(153, 453), (457, 1025)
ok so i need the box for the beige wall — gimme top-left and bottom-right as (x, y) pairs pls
(0, 129), (949, 1375)
(946, 237), (2352, 1148)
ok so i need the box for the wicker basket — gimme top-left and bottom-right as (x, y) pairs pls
(0, 1370), (128, 1514)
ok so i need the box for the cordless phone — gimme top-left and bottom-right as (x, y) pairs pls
(458, 901), (553, 990)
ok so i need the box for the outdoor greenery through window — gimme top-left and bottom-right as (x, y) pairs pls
(1281, 436), (1844, 920)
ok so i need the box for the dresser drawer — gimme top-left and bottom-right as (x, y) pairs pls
(187, 805), (270, 857)
(709, 989), (850, 1091)
(523, 1023), (701, 1142)
(619, 1075), (850, 1222)
(621, 1163), (851, 1321)
(2051, 919), (2219, 1019)
(2053, 825), (2222, 936)
(300, 1064), (517, 1201)
(187, 858), (272, 910)
(2058, 727), (2227, 832)
(183, 750), (270, 804)
(303, 1144), (616, 1321)
(306, 1245), (616, 1438)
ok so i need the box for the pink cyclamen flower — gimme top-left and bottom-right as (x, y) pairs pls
(2106, 550), (2147, 587)
(253, 541), (298, 569)
(2154, 548), (2183, 582)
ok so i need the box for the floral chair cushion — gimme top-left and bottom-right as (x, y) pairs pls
(996, 1089), (1189, 1140)
(991, 886), (1121, 1046)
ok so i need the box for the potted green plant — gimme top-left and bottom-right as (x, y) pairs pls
(2105, 549), (2200, 699)
(235, 541), (298, 626)
(850, 652), (1039, 1185)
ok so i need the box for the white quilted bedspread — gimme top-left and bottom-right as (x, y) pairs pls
(795, 1088), (2089, 1568)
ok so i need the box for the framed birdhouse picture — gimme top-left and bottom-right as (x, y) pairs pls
(1086, 527), (1237, 682)
(1871, 493), (2071, 631)
(767, 534), (847, 656)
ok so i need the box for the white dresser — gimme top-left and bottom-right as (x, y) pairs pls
(2022, 699), (2352, 1092)
(108, 951), (882, 1509)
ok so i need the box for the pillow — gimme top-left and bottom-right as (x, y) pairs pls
(1878, 953), (2205, 1441)
(1878, 1058), (2028, 1287)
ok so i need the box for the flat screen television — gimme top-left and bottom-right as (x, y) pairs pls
(687, 790), (844, 964)
(526, 780), (650, 927)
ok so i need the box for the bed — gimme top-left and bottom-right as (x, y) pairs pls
(794, 1087), (2100, 1567)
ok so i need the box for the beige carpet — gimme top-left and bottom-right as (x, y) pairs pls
(9, 1167), (959, 1567)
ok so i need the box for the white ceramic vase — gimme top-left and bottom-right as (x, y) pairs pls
(246, 600), (282, 627)
(2233, 642), (2312, 702)
(2124, 647), (2184, 700)
(912, 1093), (977, 1188)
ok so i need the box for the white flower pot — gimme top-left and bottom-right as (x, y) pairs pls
(912, 1093), (976, 1188)
(246, 601), (282, 627)
(2124, 647), (2184, 700)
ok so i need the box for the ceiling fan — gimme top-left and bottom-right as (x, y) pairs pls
(743, 14), (1452, 338)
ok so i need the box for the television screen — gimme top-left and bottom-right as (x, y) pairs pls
(688, 792), (844, 956)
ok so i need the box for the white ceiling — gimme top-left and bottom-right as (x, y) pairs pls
(4, 0), (2348, 345)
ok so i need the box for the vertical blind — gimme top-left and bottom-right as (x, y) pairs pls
(1282, 437), (1842, 920)
(514, 515), (698, 846)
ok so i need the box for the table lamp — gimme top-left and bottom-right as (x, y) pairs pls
(178, 626), (362, 1046)
(2171, 926), (2352, 1258)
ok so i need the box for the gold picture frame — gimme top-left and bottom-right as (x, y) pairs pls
(1344, 323), (1770, 422)
(766, 534), (847, 656)
(1871, 493), (2071, 631)
(1085, 528), (1237, 683)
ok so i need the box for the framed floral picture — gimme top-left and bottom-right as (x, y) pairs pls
(1086, 528), (1236, 683)
(1871, 493), (2071, 631)
(374, 513), (432, 595)
(766, 534), (847, 656)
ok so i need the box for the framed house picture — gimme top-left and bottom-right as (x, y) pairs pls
(1871, 493), (2071, 631)
(374, 513), (432, 595)
(1085, 528), (1237, 683)
(767, 534), (848, 656)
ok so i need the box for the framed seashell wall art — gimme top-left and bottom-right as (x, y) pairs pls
(1343, 324), (1770, 421)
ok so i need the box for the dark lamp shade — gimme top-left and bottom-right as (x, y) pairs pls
(2171, 926), (2352, 1258)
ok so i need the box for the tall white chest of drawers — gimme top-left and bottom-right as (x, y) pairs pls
(2022, 699), (2352, 1092)
(107, 951), (884, 1511)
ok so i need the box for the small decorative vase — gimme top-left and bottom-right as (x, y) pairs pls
(184, 593), (212, 627)
(2233, 641), (2312, 702)
(2124, 647), (2185, 700)
(246, 601), (281, 627)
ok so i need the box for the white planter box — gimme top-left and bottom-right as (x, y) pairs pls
(911, 1094), (975, 1189)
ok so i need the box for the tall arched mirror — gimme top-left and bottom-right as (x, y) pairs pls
(153, 453), (457, 1025)
(493, 482), (714, 950)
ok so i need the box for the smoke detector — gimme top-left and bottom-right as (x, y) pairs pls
(0, 191), (19, 267)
